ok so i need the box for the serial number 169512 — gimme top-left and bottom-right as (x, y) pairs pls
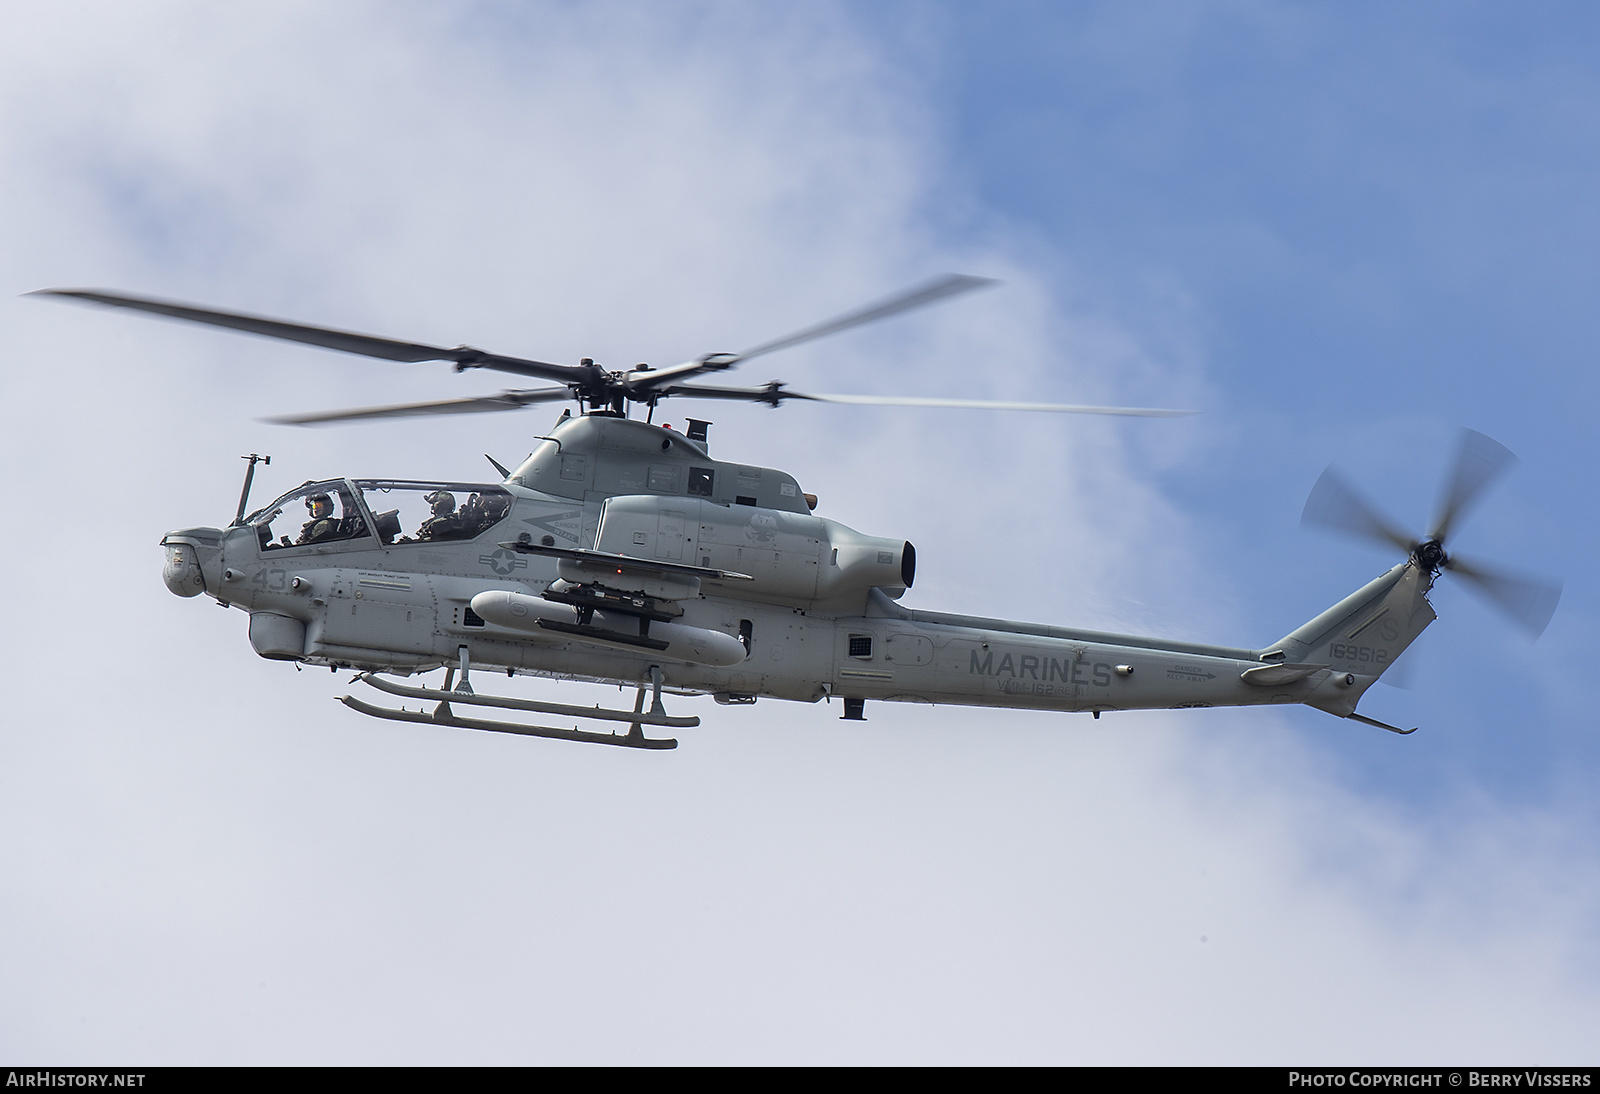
(1329, 643), (1388, 665)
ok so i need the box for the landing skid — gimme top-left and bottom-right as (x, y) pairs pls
(340, 667), (692, 749)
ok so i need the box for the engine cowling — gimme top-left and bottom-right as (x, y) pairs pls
(594, 495), (913, 610)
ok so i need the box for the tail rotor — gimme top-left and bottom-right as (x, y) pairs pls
(1302, 428), (1561, 639)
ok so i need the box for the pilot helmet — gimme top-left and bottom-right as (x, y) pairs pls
(424, 490), (456, 516)
(306, 493), (333, 519)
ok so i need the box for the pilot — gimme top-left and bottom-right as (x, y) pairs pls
(417, 490), (462, 539)
(297, 493), (340, 544)
(474, 492), (511, 528)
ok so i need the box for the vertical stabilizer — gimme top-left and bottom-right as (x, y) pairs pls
(1267, 562), (1436, 717)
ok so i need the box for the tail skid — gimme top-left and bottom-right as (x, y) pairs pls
(1346, 711), (1418, 735)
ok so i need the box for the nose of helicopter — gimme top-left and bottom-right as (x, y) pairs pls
(160, 527), (227, 598)
(161, 542), (204, 597)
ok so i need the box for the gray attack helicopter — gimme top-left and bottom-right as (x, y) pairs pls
(36, 277), (1561, 748)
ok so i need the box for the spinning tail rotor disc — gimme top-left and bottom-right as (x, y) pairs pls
(1302, 429), (1562, 639)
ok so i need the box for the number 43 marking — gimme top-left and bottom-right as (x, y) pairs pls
(252, 568), (287, 592)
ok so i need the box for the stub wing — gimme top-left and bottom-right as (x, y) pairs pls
(501, 540), (753, 592)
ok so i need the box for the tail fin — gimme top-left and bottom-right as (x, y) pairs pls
(1265, 562), (1436, 719)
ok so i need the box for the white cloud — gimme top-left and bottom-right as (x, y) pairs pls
(0, 0), (1594, 1063)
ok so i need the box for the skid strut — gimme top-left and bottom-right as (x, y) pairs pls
(340, 669), (692, 749)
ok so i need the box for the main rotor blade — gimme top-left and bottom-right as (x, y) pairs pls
(780, 392), (1193, 416)
(655, 382), (1191, 416)
(30, 288), (583, 382)
(630, 274), (1000, 393)
(736, 274), (998, 362)
(650, 383), (792, 404)
(1429, 428), (1517, 544)
(1445, 553), (1563, 639)
(621, 274), (1002, 393)
(264, 387), (572, 426)
(1301, 467), (1417, 555)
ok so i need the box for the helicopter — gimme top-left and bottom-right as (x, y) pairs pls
(34, 278), (1562, 748)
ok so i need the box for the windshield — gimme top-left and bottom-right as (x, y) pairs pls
(250, 480), (370, 551)
(351, 480), (513, 545)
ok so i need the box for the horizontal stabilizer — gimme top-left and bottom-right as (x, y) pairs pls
(1240, 663), (1326, 687)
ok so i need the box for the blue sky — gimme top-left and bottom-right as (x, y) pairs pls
(1, 1), (1595, 1063)
(862, 1), (1600, 804)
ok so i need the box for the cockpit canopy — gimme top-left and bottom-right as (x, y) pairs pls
(247, 479), (513, 551)
(353, 480), (513, 545)
(248, 481), (368, 550)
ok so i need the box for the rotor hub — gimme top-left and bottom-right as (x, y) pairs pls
(1414, 539), (1447, 571)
